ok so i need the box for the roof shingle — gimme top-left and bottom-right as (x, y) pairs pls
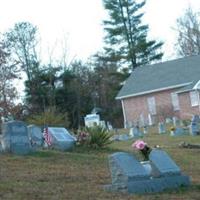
(116, 55), (200, 99)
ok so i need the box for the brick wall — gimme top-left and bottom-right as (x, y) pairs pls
(122, 89), (200, 127)
(179, 92), (200, 119)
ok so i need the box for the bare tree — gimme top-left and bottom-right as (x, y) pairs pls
(175, 7), (200, 56)
(0, 40), (19, 119)
(4, 22), (40, 81)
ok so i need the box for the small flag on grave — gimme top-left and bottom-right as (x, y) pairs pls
(43, 126), (52, 146)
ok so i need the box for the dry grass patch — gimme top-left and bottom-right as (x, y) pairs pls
(0, 133), (200, 199)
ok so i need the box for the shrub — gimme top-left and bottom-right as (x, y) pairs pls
(78, 126), (113, 148)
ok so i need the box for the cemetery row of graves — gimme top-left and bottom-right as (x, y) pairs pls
(112, 115), (200, 142)
(0, 115), (200, 199)
(0, 114), (199, 155)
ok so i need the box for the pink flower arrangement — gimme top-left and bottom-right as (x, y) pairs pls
(132, 140), (146, 150)
(132, 140), (152, 160)
(77, 131), (89, 145)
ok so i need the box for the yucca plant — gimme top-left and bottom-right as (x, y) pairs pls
(84, 126), (113, 148)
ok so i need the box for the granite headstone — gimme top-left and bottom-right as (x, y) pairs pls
(108, 152), (150, 192)
(171, 127), (185, 136)
(129, 126), (143, 138)
(149, 149), (181, 177)
(27, 125), (43, 148)
(190, 115), (200, 136)
(48, 127), (76, 151)
(106, 150), (190, 194)
(1, 121), (31, 155)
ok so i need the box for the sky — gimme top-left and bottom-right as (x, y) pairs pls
(1, 0), (200, 63)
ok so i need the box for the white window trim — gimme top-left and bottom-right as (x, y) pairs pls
(147, 96), (156, 115)
(171, 93), (180, 111)
(193, 80), (200, 90)
(190, 91), (199, 107)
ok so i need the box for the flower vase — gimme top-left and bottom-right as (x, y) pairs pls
(140, 160), (152, 175)
(170, 130), (175, 136)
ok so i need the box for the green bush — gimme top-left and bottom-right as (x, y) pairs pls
(79, 126), (113, 148)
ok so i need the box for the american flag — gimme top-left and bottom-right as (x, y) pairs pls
(43, 126), (52, 146)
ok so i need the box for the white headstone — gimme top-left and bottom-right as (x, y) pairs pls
(165, 118), (172, 124)
(148, 114), (152, 126)
(172, 116), (177, 126)
(84, 114), (100, 127)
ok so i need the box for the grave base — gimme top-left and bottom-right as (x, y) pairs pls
(105, 174), (190, 194)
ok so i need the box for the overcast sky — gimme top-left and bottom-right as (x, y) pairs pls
(1, 0), (200, 62)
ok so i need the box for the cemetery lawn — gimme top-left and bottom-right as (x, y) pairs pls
(1, 130), (200, 199)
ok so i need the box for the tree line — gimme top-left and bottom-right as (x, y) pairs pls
(0, 1), (199, 129)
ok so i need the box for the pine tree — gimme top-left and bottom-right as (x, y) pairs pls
(103, 0), (163, 69)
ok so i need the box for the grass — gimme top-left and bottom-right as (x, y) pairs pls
(0, 130), (200, 200)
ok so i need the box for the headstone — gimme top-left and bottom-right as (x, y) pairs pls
(129, 126), (143, 138)
(1, 121), (31, 155)
(124, 121), (128, 129)
(0, 139), (2, 153)
(48, 127), (76, 151)
(192, 115), (200, 123)
(118, 134), (130, 141)
(190, 115), (200, 136)
(172, 117), (181, 126)
(107, 122), (113, 130)
(158, 122), (166, 134)
(27, 125), (43, 148)
(106, 151), (190, 194)
(99, 120), (106, 128)
(149, 149), (181, 177)
(108, 152), (149, 187)
(170, 127), (185, 136)
(165, 118), (172, 124)
(143, 126), (148, 134)
(179, 120), (184, 127)
(148, 113), (153, 126)
(110, 134), (119, 141)
(111, 134), (130, 141)
(84, 114), (100, 127)
(172, 116), (178, 126)
(127, 121), (133, 128)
